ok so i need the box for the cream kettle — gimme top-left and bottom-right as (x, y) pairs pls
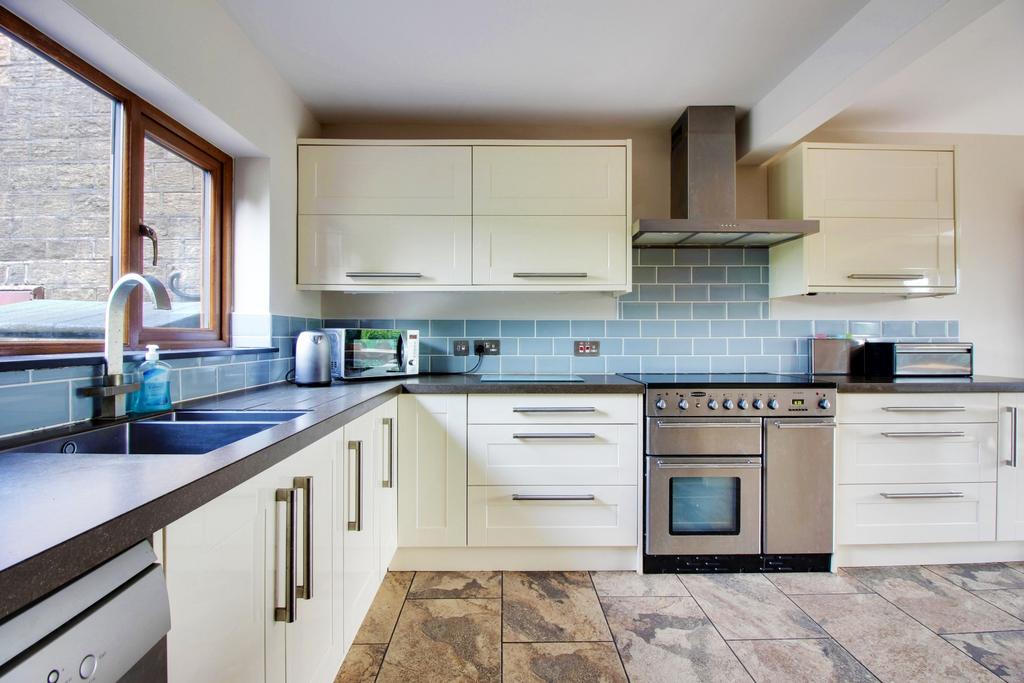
(294, 330), (332, 386)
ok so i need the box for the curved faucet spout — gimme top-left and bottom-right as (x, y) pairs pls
(104, 273), (172, 378)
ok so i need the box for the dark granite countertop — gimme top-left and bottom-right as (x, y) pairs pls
(0, 373), (640, 620)
(824, 375), (1024, 393)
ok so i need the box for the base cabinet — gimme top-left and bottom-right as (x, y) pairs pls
(998, 394), (1024, 541)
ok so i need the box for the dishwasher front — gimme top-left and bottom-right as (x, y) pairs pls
(763, 417), (837, 556)
(0, 541), (170, 683)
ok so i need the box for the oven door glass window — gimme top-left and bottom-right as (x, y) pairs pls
(669, 477), (741, 535)
(345, 330), (403, 375)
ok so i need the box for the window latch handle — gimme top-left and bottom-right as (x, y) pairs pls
(139, 223), (158, 266)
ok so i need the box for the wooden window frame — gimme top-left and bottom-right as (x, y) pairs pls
(0, 8), (233, 356)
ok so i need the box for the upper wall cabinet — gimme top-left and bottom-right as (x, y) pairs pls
(299, 145), (472, 215)
(473, 146), (627, 215)
(767, 143), (957, 297)
(296, 140), (632, 293)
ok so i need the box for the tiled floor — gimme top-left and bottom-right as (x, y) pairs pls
(334, 563), (1024, 682)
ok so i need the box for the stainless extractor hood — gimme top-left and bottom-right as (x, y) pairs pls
(632, 105), (818, 248)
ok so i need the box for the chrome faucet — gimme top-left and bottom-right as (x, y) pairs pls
(81, 274), (172, 420)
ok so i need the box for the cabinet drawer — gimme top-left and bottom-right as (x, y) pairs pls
(472, 215), (628, 287)
(468, 394), (638, 425)
(473, 145), (626, 215)
(836, 483), (996, 545)
(468, 425), (638, 485)
(299, 145), (471, 215)
(298, 214), (472, 286)
(467, 485), (637, 547)
(837, 393), (997, 424)
(836, 423), (998, 484)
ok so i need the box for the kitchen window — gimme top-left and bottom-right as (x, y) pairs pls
(0, 9), (232, 355)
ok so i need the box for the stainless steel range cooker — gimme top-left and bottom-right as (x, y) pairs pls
(620, 373), (838, 573)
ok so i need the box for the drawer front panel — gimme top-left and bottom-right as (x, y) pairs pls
(836, 423), (998, 484)
(837, 483), (996, 545)
(467, 485), (637, 547)
(468, 394), (638, 425)
(837, 393), (997, 424)
(468, 425), (638, 485)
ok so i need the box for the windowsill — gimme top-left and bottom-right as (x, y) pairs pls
(0, 346), (277, 372)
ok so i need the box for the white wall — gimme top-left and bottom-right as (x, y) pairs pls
(5, 0), (322, 318)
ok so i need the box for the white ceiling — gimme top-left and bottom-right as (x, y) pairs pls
(216, 0), (866, 126)
(823, 0), (1024, 135)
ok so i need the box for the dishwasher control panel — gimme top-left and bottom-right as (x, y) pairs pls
(647, 387), (836, 417)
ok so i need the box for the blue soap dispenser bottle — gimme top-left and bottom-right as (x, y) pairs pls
(134, 344), (172, 413)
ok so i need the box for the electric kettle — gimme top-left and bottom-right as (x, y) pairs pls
(294, 330), (332, 386)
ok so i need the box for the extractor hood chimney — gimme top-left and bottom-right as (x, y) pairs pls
(632, 105), (818, 248)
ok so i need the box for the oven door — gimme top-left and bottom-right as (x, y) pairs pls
(341, 329), (407, 378)
(646, 456), (762, 555)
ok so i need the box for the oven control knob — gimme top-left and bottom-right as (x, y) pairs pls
(707, 399), (719, 410)
(723, 399), (734, 410)
(767, 398), (779, 410)
(655, 398), (667, 410)
(678, 399), (689, 411)
(818, 398), (831, 410)
(737, 399), (749, 410)
(752, 399), (764, 410)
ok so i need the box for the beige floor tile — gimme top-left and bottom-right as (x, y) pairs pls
(602, 596), (751, 682)
(945, 630), (1024, 682)
(927, 563), (1024, 591)
(407, 570), (501, 599)
(503, 571), (611, 642)
(845, 565), (1024, 634)
(502, 642), (628, 683)
(590, 571), (688, 597)
(679, 573), (825, 640)
(1006, 562), (1024, 575)
(376, 598), (501, 683)
(794, 593), (999, 682)
(334, 643), (386, 683)
(765, 570), (870, 596)
(728, 638), (876, 683)
(975, 588), (1024, 619)
(352, 571), (414, 644)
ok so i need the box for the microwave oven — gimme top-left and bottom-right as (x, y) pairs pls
(322, 328), (420, 380)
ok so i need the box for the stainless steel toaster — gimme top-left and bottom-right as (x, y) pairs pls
(294, 330), (332, 386)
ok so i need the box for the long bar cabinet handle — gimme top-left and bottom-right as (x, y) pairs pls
(1010, 407), (1019, 468)
(382, 417), (394, 488)
(847, 273), (927, 280)
(347, 440), (363, 531)
(881, 431), (966, 438)
(274, 487), (297, 623)
(346, 271), (423, 278)
(880, 491), (965, 499)
(513, 272), (588, 278)
(293, 476), (313, 600)
(512, 494), (596, 501)
(512, 433), (596, 439)
(512, 406), (597, 413)
(881, 406), (965, 413)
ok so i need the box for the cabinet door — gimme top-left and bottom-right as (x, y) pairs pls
(804, 148), (954, 219)
(805, 217), (955, 288)
(472, 215), (627, 287)
(397, 394), (468, 547)
(298, 214), (472, 286)
(376, 399), (399, 577)
(284, 439), (336, 683)
(299, 145), (472, 215)
(165, 463), (285, 683)
(341, 410), (379, 650)
(998, 394), (1024, 541)
(473, 145), (626, 215)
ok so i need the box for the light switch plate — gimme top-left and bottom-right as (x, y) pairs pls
(453, 339), (469, 356)
(574, 340), (601, 356)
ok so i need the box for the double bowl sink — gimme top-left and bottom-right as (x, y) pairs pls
(3, 410), (308, 456)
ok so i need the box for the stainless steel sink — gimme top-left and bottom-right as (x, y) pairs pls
(3, 410), (308, 456)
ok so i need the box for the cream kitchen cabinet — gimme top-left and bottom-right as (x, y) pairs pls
(298, 144), (471, 215)
(397, 394), (468, 547)
(768, 143), (957, 296)
(165, 434), (335, 683)
(998, 394), (1024, 541)
(296, 140), (632, 293)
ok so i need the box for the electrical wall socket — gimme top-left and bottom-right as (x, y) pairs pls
(574, 340), (601, 356)
(453, 339), (469, 356)
(474, 339), (501, 355)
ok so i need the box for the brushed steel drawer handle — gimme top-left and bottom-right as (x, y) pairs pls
(274, 487), (297, 623)
(512, 406), (597, 413)
(512, 433), (596, 439)
(512, 494), (596, 501)
(1010, 407), (1019, 468)
(347, 440), (363, 531)
(381, 417), (394, 488)
(655, 421), (759, 429)
(513, 272), (588, 278)
(773, 421), (837, 429)
(346, 271), (423, 278)
(655, 460), (762, 470)
(293, 476), (313, 600)
(880, 491), (965, 499)
(881, 431), (966, 438)
(881, 406), (966, 413)
(848, 273), (927, 280)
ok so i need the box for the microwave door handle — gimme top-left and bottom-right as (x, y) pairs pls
(396, 333), (405, 368)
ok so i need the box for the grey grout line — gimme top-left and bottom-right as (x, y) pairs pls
(682, 583), (756, 682)
(916, 565), (1024, 630)
(372, 571), (415, 683)
(588, 571), (632, 682)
